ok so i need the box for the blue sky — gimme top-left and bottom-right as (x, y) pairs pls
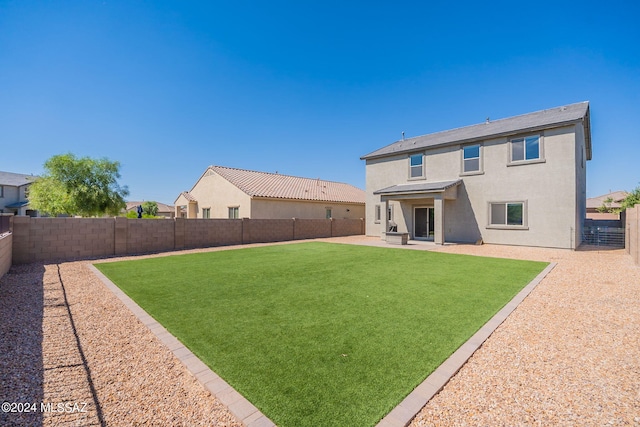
(1, 1), (639, 204)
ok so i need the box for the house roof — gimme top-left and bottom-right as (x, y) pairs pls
(204, 166), (366, 204)
(374, 180), (462, 195)
(586, 191), (628, 209)
(361, 101), (591, 160)
(0, 171), (38, 187)
(177, 191), (197, 202)
(125, 201), (175, 213)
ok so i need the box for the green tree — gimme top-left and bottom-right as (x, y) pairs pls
(598, 185), (640, 214)
(142, 201), (158, 217)
(620, 185), (640, 210)
(29, 153), (129, 217)
(597, 197), (616, 214)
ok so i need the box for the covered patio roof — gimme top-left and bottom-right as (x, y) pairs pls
(374, 179), (461, 200)
(4, 200), (29, 209)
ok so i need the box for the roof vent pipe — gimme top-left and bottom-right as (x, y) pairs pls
(402, 131), (405, 140)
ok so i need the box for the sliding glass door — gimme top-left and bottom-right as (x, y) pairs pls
(414, 207), (435, 240)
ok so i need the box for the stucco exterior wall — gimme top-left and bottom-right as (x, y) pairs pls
(251, 198), (365, 219)
(0, 185), (19, 212)
(0, 185), (34, 215)
(365, 124), (584, 249)
(187, 169), (365, 220)
(574, 122), (588, 247)
(189, 170), (252, 218)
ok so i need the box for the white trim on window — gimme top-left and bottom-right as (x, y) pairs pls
(228, 206), (239, 219)
(374, 204), (381, 223)
(461, 143), (483, 175)
(487, 201), (528, 229)
(508, 134), (545, 166)
(408, 153), (426, 180)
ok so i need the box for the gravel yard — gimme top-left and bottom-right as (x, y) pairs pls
(1, 238), (639, 426)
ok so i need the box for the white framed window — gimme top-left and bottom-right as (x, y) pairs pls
(488, 201), (527, 228)
(374, 204), (381, 223)
(202, 208), (210, 219)
(387, 204), (394, 221)
(228, 206), (239, 219)
(408, 153), (425, 179)
(509, 135), (543, 164)
(325, 208), (332, 219)
(462, 144), (481, 174)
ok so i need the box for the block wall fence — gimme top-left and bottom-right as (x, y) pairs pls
(9, 217), (365, 265)
(0, 218), (12, 278)
(626, 205), (639, 266)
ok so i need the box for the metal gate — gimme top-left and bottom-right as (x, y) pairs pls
(583, 225), (625, 247)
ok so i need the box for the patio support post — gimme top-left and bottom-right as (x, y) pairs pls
(384, 199), (389, 239)
(434, 194), (444, 245)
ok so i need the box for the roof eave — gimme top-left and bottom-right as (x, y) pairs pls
(362, 118), (588, 161)
(251, 195), (365, 205)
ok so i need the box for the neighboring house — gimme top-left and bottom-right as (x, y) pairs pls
(586, 191), (628, 220)
(175, 166), (366, 220)
(125, 201), (176, 218)
(361, 101), (592, 249)
(0, 171), (38, 216)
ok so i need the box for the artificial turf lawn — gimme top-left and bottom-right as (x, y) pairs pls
(95, 242), (548, 427)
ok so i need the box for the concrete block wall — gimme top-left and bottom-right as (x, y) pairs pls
(294, 219), (332, 240)
(127, 218), (175, 254)
(11, 217), (365, 264)
(183, 219), (243, 248)
(243, 219), (294, 244)
(331, 218), (365, 237)
(13, 217), (115, 263)
(626, 206), (639, 266)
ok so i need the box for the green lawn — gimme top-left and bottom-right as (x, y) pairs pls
(95, 242), (547, 427)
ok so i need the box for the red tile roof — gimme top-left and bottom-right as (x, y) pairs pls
(209, 166), (365, 204)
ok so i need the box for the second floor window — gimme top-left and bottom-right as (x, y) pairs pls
(462, 144), (481, 173)
(511, 136), (540, 162)
(409, 154), (424, 179)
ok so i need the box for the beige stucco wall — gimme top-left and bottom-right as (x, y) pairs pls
(188, 170), (252, 218)
(251, 198), (365, 219)
(365, 124), (586, 249)
(187, 169), (365, 220)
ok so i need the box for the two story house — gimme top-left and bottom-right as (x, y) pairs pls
(0, 171), (38, 216)
(361, 101), (591, 249)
